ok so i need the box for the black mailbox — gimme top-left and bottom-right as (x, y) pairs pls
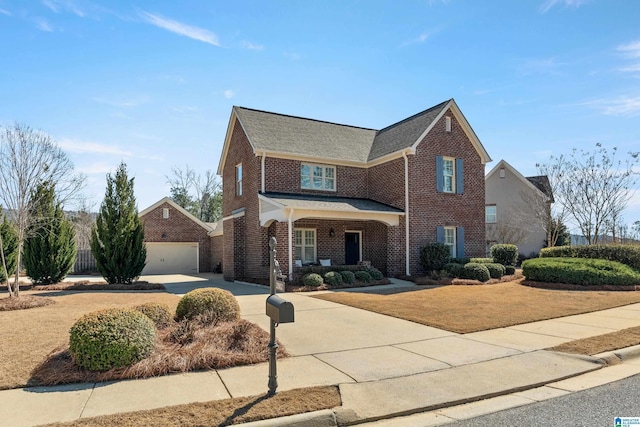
(266, 295), (295, 324)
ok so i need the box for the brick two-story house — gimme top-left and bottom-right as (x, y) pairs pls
(217, 99), (492, 282)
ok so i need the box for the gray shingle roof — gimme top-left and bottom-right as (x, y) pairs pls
(526, 175), (554, 202)
(261, 192), (404, 214)
(234, 100), (451, 163)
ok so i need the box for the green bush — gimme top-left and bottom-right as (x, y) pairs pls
(540, 244), (640, 271)
(368, 268), (384, 280)
(420, 242), (451, 273)
(470, 257), (493, 264)
(450, 257), (470, 265)
(340, 270), (356, 284)
(175, 288), (240, 324)
(484, 263), (506, 279)
(461, 263), (491, 282)
(302, 273), (324, 287)
(355, 270), (372, 283)
(505, 266), (516, 275)
(491, 244), (518, 266)
(522, 257), (640, 286)
(69, 308), (156, 372)
(444, 262), (464, 278)
(133, 302), (172, 329)
(323, 271), (343, 287)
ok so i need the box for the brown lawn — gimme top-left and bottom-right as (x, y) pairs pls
(313, 281), (640, 333)
(42, 386), (341, 427)
(549, 326), (640, 356)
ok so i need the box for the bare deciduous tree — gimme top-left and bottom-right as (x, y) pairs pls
(166, 165), (222, 223)
(0, 123), (85, 297)
(537, 144), (639, 245)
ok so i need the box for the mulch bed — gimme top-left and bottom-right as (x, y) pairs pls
(522, 280), (640, 292)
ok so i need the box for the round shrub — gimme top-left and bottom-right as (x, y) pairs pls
(323, 271), (343, 287)
(484, 263), (506, 279)
(540, 244), (640, 271)
(420, 242), (450, 272)
(355, 270), (372, 283)
(69, 308), (156, 372)
(522, 257), (640, 286)
(444, 262), (464, 278)
(133, 302), (172, 329)
(505, 266), (516, 275)
(461, 263), (491, 282)
(490, 244), (518, 267)
(340, 270), (356, 285)
(302, 273), (324, 287)
(368, 268), (384, 280)
(175, 288), (240, 323)
(470, 257), (493, 264)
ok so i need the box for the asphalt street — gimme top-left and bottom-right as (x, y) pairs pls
(447, 374), (640, 427)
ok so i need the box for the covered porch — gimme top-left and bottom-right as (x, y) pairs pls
(259, 192), (405, 279)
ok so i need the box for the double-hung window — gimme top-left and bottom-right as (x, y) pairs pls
(294, 228), (316, 264)
(443, 227), (456, 258)
(485, 206), (497, 223)
(437, 225), (465, 258)
(436, 156), (464, 194)
(301, 163), (335, 191)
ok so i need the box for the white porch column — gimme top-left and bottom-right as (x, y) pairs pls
(288, 208), (294, 280)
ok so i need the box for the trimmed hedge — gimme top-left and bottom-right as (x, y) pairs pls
(491, 244), (518, 266)
(133, 302), (172, 329)
(420, 242), (451, 272)
(175, 288), (240, 324)
(450, 257), (471, 265)
(522, 257), (640, 286)
(460, 263), (491, 282)
(323, 271), (343, 287)
(340, 270), (356, 285)
(302, 273), (324, 287)
(355, 270), (372, 283)
(540, 244), (640, 271)
(470, 257), (493, 264)
(505, 266), (516, 275)
(368, 268), (384, 280)
(484, 263), (506, 279)
(69, 308), (156, 372)
(444, 262), (464, 278)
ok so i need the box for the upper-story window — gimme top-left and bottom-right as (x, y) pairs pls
(436, 156), (464, 194)
(236, 163), (243, 196)
(485, 205), (497, 223)
(301, 163), (336, 191)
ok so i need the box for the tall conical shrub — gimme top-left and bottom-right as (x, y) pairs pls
(90, 162), (146, 284)
(0, 209), (18, 284)
(23, 182), (77, 285)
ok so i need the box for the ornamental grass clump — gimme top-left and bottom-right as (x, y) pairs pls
(175, 288), (240, 325)
(69, 308), (156, 372)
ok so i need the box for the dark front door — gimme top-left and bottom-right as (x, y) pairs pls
(345, 232), (360, 265)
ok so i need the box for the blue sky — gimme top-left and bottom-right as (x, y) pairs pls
(1, 0), (639, 230)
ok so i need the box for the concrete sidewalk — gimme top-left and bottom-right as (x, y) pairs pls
(2, 284), (640, 426)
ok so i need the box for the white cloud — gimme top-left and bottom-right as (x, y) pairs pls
(579, 97), (640, 117)
(224, 90), (235, 99)
(241, 41), (263, 51)
(539, 0), (591, 13)
(58, 138), (133, 156)
(76, 162), (117, 175)
(34, 17), (53, 32)
(140, 11), (221, 47)
(0, 8), (11, 15)
(518, 57), (565, 75)
(401, 27), (444, 47)
(43, 0), (85, 17)
(617, 39), (640, 76)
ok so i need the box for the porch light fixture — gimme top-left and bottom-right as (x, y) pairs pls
(329, 228), (335, 238)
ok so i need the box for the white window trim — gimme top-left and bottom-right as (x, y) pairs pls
(294, 228), (317, 264)
(444, 226), (457, 258)
(162, 208), (169, 219)
(445, 116), (452, 132)
(236, 163), (243, 196)
(301, 163), (336, 192)
(485, 205), (497, 224)
(442, 157), (456, 194)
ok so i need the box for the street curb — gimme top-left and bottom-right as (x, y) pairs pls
(596, 344), (640, 364)
(239, 409), (337, 427)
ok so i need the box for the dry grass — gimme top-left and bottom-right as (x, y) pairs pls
(549, 326), (640, 356)
(43, 386), (341, 427)
(0, 290), (286, 390)
(313, 281), (640, 333)
(0, 294), (55, 311)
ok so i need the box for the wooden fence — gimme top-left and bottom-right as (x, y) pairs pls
(73, 249), (98, 274)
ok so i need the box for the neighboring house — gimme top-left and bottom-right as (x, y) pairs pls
(139, 197), (223, 275)
(217, 99), (492, 282)
(485, 160), (553, 256)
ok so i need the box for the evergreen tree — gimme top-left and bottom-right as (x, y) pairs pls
(90, 162), (146, 284)
(0, 208), (18, 284)
(23, 182), (77, 285)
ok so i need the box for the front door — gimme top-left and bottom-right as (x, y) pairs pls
(345, 232), (361, 265)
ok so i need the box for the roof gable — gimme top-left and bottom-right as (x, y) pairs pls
(486, 160), (552, 201)
(139, 197), (214, 233)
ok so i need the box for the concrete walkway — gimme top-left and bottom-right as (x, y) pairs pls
(3, 276), (640, 426)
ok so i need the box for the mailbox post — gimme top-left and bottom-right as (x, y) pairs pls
(266, 237), (294, 396)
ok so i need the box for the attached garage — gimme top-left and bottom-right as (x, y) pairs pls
(142, 242), (199, 275)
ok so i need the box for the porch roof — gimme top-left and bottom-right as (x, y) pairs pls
(258, 192), (404, 226)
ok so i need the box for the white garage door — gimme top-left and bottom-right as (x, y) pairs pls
(143, 242), (199, 275)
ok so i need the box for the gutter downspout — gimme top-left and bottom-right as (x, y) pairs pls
(402, 151), (410, 276)
(288, 208), (294, 280)
(261, 151), (266, 193)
